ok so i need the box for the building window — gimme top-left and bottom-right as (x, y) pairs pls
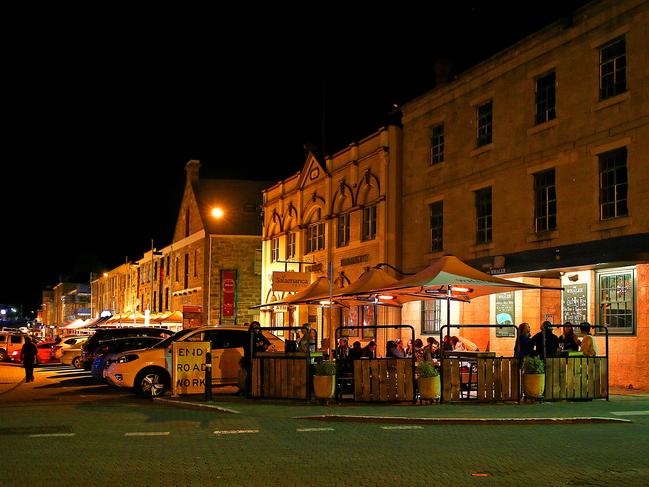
(337, 213), (350, 247)
(475, 187), (492, 244)
(599, 147), (628, 220)
(271, 237), (280, 262)
(306, 222), (325, 254)
(184, 253), (189, 289)
(535, 71), (556, 125)
(362, 205), (377, 241)
(476, 100), (493, 147)
(429, 201), (443, 252)
(361, 304), (376, 339)
(166, 256), (170, 277)
(534, 169), (557, 232)
(286, 232), (296, 259)
(339, 307), (358, 337)
(597, 267), (635, 334)
(430, 123), (444, 164)
(600, 36), (626, 100)
(175, 257), (179, 282)
(194, 249), (198, 277)
(421, 300), (441, 334)
(164, 288), (169, 310)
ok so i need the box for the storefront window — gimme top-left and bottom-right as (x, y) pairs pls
(361, 305), (376, 339)
(339, 307), (358, 337)
(597, 267), (635, 334)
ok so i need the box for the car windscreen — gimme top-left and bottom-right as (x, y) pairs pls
(152, 329), (194, 348)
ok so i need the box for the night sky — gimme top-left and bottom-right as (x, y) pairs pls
(2, 2), (591, 314)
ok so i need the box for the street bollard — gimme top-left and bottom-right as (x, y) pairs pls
(205, 352), (212, 401)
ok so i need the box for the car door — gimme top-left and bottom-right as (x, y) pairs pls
(204, 330), (246, 383)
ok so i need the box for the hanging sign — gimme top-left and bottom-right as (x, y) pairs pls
(272, 272), (310, 292)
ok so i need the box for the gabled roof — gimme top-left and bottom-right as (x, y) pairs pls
(296, 152), (328, 190)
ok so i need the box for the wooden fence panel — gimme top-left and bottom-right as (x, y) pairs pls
(543, 357), (607, 401)
(352, 359), (415, 402)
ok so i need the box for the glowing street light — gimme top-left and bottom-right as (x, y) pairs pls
(211, 207), (224, 219)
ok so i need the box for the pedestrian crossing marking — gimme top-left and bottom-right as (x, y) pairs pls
(296, 427), (335, 432)
(610, 410), (649, 416)
(125, 432), (171, 436)
(380, 425), (424, 430)
(29, 433), (76, 438)
(213, 429), (259, 435)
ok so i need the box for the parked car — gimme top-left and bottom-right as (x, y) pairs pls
(80, 327), (174, 370)
(0, 332), (30, 362)
(11, 340), (58, 365)
(50, 336), (89, 362)
(91, 336), (165, 381)
(104, 326), (283, 397)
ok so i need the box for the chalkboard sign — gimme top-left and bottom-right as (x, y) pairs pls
(495, 291), (515, 337)
(563, 283), (588, 324)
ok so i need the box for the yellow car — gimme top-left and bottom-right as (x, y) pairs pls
(104, 326), (283, 397)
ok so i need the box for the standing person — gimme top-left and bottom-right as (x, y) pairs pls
(514, 322), (533, 366)
(531, 321), (559, 358)
(579, 322), (598, 357)
(20, 336), (38, 383)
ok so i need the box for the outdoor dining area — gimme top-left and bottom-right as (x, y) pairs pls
(251, 255), (609, 404)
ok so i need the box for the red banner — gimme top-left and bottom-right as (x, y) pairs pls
(221, 270), (236, 318)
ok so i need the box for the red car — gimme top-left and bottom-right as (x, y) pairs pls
(11, 340), (58, 365)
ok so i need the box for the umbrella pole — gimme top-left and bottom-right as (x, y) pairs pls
(446, 286), (452, 344)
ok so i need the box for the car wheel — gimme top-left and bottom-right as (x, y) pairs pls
(135, 368), (169, 398)
(0, 350), (7, 362)
(72, 356), (82, 369)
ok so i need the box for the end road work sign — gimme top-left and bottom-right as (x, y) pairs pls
(172, 341), (209, 395)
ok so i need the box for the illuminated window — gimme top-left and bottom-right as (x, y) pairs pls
(421, 300), (441, 334)
(286, 232), (296, 259)
(306, 223), (325, 253)
(597, 267), (635, 334)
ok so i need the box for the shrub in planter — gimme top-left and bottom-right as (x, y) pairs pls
(313, 361), (336, 399)
(417, 361), (440, 400)
(522, 355), (545, 399)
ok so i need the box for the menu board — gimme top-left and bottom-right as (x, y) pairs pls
(495, 292), (515, 337)
(563, 284), (588, 324)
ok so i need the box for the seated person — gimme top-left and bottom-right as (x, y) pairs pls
(559, 322), (581, 352)
(348, 341), (362, 361)
(297, 323), (316, 353)
(423, 337), (439, 361)
(250, 321), (271, 353)
(579, 322), (598, 357)
(361, 341), (377, 359)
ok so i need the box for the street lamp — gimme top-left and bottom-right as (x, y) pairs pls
(207, 207), (224, 325)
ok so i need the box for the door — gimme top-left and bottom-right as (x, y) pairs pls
(205, 330), (246, 383)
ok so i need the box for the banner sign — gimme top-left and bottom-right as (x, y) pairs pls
(182, 305), (202, 329)
(172, 341), (209, 395)
(221, 270), (237, 318)
(272, 272), (310, 292)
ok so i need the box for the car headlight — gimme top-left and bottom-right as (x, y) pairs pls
(117, 354), (139, 364)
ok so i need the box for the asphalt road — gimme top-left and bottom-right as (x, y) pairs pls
(1, 363), (648, 486)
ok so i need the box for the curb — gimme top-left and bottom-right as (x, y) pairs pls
(295, 414), (632, 425)
(153, 397), (240, 414)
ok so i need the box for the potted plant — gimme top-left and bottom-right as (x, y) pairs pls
(312, 360), (336, 399)
(522, 355), (545, 399)
(417, 361), (440, 400)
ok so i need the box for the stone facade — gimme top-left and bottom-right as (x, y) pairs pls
(260, 126), (402, 352)
(399, 0), (649, 389)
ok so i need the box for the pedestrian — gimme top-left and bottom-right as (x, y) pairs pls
(20, 336), (38, 383)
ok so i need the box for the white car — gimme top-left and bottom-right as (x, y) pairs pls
(104, 326), (283, 397)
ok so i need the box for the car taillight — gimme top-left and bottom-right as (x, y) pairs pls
(101, 345), (110, 352)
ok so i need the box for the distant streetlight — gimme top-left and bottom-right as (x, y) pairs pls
(211, 207), (224, 219)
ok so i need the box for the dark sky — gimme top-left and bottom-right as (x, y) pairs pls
(2, 2), (591, 314)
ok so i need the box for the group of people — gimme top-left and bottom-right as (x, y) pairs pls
(515, 321), (598, 363)
(336, 335), (450, 365)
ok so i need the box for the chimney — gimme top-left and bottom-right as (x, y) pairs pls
(185, 159), (201, 186)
